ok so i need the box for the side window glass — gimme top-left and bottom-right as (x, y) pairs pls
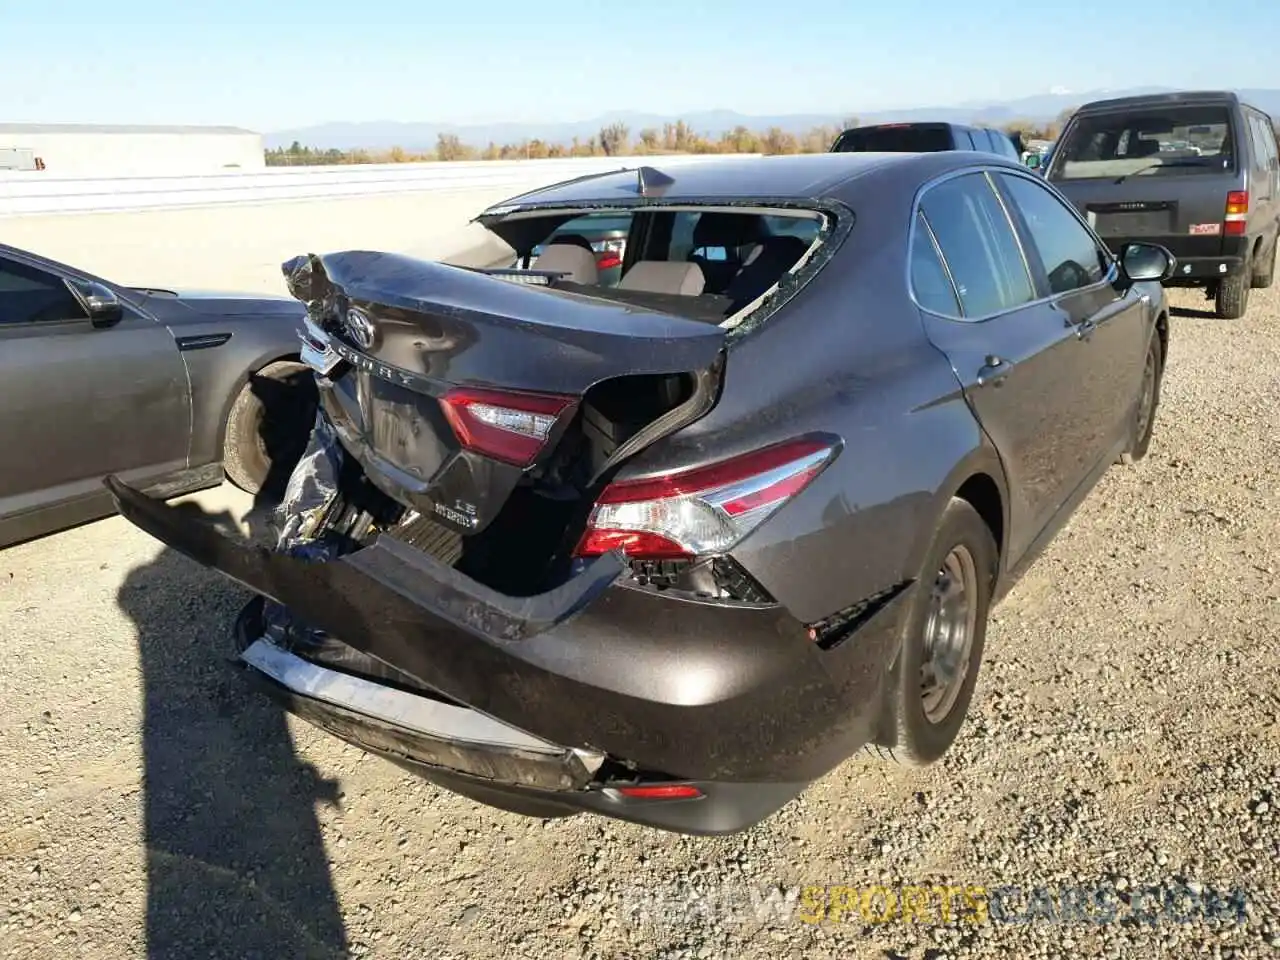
(1264, 121), (1279, 168)
(997, 173), (1107, 294)
(0, 258), (87, 325)
(918, 172), (1035, 317)
(910, 212), (961, 316)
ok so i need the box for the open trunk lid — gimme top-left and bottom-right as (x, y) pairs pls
(284, 251), (726, 537)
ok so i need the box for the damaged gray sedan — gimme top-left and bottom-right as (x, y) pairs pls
(107, 152), (1173, 835)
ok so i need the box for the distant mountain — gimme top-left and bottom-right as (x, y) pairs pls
(265, 87), (1280, 150)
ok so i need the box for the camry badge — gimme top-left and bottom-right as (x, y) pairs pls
(343, 307), (376, 350)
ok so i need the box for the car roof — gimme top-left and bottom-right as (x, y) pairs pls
(481, 152), (1020, 212)
(1076, 90), (1241, 115)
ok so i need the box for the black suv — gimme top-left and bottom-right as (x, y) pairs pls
(1044, 90), (1280, 319)
(830, 122), (1024, 161)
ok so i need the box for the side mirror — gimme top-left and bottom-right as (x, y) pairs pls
(66, 278), (125, 327)
(1120, 242), (1176, 283)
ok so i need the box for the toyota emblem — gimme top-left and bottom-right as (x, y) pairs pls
(342, 307), (376, 350)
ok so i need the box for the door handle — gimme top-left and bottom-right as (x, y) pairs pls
(976, 355), (1011, 387)
(1075, 318), (1098, 340)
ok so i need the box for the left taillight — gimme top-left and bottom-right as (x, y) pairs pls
(574, 436), (839, 560)
(439, 386), (576, 467)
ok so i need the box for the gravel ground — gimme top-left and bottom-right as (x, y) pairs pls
(1, 286), (1278, 960)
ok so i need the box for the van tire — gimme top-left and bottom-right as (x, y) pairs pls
(1251, 237), (1277, 289)
(1215, 273), (1250, 320)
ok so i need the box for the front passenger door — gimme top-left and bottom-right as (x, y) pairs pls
(0, 255), (191, 528)
(994, 171), (1151, 472)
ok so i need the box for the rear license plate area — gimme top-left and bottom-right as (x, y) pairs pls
(362, 374), (449, 483)
(1088, 201), (1175, 238)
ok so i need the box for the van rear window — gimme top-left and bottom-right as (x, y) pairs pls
(1050, 105), (1235, 180)
(831, 125), (953, 153)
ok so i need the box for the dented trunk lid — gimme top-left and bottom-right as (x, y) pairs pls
(283, 251), (726, 536)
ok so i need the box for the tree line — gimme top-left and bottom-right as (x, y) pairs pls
(265, 113), (1079, 166)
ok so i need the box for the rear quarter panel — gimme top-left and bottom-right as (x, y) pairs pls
(609, 172), (1008, 623)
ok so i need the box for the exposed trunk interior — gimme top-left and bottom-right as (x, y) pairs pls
(314, 367), (717, 598)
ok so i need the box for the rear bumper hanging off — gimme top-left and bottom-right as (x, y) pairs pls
(104, 471), (910, 827)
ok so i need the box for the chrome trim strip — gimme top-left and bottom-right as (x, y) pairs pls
(298, 316), (341, 376)
(241, 637), (569, 756)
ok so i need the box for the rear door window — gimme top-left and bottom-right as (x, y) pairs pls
(1247, 114), (1277, 172)
(1052, 105), (1236, 180)
(996, 173), (1109, 294)
(910, 212), (961, 316)
(832, 125), (954, 153)
(919, 172), (1036, 318)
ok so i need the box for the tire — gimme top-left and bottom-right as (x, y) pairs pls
(869, 497), (999, 767)
(223, 360), (319, 500)
(1119, 330), (1164, 465)
(1251, 238), (1277, 289)
(1215, 272), (1250, 319)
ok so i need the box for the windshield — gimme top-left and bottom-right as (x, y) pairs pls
(831, 125), (953, 153)
(1050, 105), (1236, 181)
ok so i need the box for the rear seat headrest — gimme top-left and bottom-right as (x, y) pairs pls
(617, 261), (706, 296)
(530, 243), (599, 285)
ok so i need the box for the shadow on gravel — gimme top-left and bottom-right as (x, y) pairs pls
(116, 499), (350, 960)
(1170, 304), (1218, 319)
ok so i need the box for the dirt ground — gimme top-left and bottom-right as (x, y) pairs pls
(1, 286), (1277, 960)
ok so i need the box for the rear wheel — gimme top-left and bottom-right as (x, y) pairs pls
(1215, 272), (1250, 319)
(1119, 330), (1163, 465)
(223, 360), (319, 500)
(1251, 237), (1277, 289)
(870, 497), (998, 767)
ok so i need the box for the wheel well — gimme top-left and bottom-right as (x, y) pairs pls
(216, 352), (304, 456)
(955, 473), (1003, 561)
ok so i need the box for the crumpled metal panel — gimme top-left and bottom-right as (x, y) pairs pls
(273, 410), (345, 554)
(260, 410), (349, 648)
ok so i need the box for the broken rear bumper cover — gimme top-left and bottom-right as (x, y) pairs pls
(103, 476), (910, 833)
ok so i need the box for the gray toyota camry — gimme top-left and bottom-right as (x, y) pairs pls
(107, 151), (1174, 835)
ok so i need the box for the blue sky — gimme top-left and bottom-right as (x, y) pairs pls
(2, 0), (1276, 131)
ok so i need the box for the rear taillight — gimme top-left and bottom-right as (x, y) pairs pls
(439, 387), (576, 467)
(614, 784), (703, 800)
(1225, 191), (1249, 236)
(574, 436), (839, 560)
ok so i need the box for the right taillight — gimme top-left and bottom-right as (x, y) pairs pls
(1225, 191), (1249, 236)
(573, 436), (840, 560)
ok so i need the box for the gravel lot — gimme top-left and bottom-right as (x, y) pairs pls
(1, 286), (1278, 960)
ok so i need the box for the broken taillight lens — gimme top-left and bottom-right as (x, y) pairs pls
(439, 386), (576, 467)
(574, 436), (839, 559)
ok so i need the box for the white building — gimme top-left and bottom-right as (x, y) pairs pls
(0, 123), (265, 177)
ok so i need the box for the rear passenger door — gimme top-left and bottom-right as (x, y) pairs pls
(911, 170), (1089, 564)
(994, 170), (1151, 470)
